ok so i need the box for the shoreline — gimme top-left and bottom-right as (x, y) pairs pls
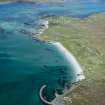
(32, 19), (49, 39)
(0, 3), (105, 104)
(38, 42), (85, 105)
(36, 15), (86, 105)
(37, 41), (85, 105)
(37, 19), (49, 34)
(51, 42), (85, 82)
(51, 42), (85, 104)
(40, 12), (105, 105)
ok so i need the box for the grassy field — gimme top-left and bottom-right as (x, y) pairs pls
(39, 13), (105, 105)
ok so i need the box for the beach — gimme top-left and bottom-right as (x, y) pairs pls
(51, 42), (85, 82)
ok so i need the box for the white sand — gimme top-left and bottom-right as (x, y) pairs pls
(51, 42), (85, 82)
(50, 42), (85, 105)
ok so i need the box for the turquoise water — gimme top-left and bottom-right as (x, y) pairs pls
(0, 0), (105, 105)
(0, 30), (76, 105)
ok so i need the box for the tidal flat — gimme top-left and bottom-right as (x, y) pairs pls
(40, 13), (105, 105)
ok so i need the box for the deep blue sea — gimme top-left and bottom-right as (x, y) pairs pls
(0, 0), (105, 105)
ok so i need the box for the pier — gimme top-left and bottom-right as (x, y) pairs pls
(39, 85), (64, 105)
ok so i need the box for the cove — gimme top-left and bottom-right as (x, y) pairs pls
(0, 27), (84, 105)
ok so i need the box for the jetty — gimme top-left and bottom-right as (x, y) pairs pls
(39, 85), (53, 105)
(39, 85), (64, 105)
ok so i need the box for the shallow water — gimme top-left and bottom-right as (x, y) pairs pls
(0, 31), (76, 105)
(0, 0), (105, 105)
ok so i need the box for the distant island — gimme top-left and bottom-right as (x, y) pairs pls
(0, 0), (65, 3)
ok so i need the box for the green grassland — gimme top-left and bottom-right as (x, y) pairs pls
(39, 13), (105, 105)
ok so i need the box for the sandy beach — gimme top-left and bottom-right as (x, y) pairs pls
(52, 42), (85, 82)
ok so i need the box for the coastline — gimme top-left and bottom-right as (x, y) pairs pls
(32, 19), (49, 39)
(50, 42), (85, 105)
(0, 2), (105, 104)
(51, 42), (85, 82)
(39, 19), (86, 87)
(40, 13), (105, 105)
(36, 19), (85, 105)
(38, 42), (85, 105)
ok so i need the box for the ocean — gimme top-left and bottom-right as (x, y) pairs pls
(0, 0), (105, 105)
